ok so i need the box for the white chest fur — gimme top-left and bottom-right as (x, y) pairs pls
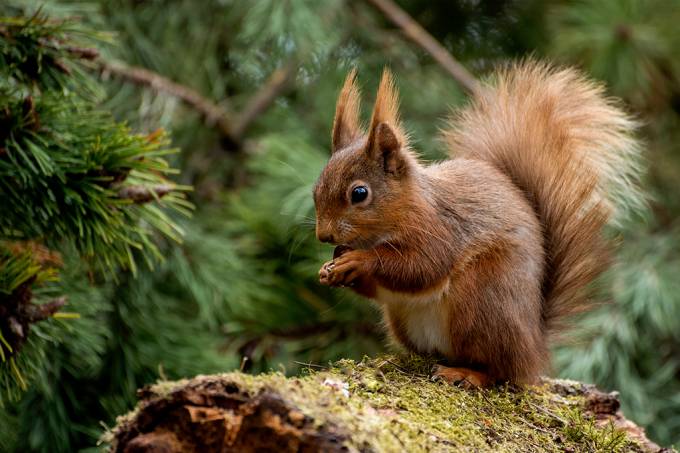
(376, 281), (452, 355)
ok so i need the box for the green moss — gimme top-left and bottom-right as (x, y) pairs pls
(562, 409), (630, 451)
(109, 354), (657, 452)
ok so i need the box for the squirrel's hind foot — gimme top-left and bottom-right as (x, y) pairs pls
(431, 364), (490, 389)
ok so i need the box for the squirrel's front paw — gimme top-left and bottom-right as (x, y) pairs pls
(319, 250), (372, 287)
(319, 260), (335, 285)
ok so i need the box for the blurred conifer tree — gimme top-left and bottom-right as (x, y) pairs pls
(1, 0), (678, 450)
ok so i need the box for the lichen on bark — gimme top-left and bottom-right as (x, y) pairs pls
(105, 354), (667, 452)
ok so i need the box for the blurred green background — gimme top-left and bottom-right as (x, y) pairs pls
(1, 0), (680, 451)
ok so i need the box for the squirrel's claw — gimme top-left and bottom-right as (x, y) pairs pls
(327, 252), (365, 287)
(319, 260), (334, 285)
(319, 249), (371, 288)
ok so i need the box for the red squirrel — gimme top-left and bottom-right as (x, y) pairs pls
(314, 62), (643, 387)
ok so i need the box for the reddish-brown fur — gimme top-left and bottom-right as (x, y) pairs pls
(314, 62), (643, 385)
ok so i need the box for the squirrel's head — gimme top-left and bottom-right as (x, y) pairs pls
(313, 69), (418, 248)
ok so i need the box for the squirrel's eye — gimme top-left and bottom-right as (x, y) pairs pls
(351, 186), (369, 204)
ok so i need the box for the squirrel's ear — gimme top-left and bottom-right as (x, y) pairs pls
(367, 69), (408, 175)
(373, 122), (407, 175)
(331, 68), (363, 153)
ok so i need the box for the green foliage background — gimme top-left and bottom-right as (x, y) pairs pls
(1, 0), (679, 451)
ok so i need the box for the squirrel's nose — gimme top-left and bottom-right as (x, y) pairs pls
(317, 231), (335, 243)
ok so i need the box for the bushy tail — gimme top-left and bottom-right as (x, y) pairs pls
(443, 60), (645, 332)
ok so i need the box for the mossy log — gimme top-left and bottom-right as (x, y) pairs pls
(106, 355), (668, 453)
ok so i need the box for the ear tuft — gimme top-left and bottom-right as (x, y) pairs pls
(331, 68), (363, 152)
(367, 70), (409, 176)
(367, 68), (407, 151)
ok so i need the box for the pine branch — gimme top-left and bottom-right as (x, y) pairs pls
(37, 38), (100, 61)
(99, 60), (240, 148)
(365, 0), (480, 95)
(98, 60), (297, 150)
(0, 269), (66, 357)
(231, 62), (297, 139)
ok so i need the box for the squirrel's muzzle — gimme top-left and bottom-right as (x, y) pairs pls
(317, 231), (335, 244)
(316, 220), (335, 243)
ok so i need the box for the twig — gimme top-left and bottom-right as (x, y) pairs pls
(231, 63), (297, 139)
(528, 402), (568, 426)
(293, 361), (328, 370)
(99, 60), (239, 147)
(117, 184), (174, 204)
(22, 296), (67, 323)
(377, 359), (408, 375)
(523, 420), (554, 436)
(377, 359), (427, 378)
(365, 0), (480, 95)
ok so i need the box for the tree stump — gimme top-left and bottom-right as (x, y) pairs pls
(105, 355), (667, 452)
